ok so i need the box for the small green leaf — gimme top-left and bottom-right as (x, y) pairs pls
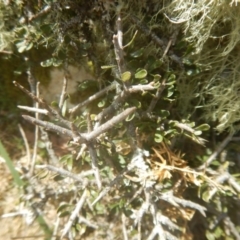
(59, 210), (71, 218)
(41, 58), (53, 67)
(130, 99), (141, 108)
(121, 71), (132, 82)
(135, 69), (147, 79)
(52, 58), (63, 67)
(61, 100), (68, 117)
(53, 174), (64, 181)
(57, 202), (70, 213)
(195, 124), (210, 131)
(101, 65), (116, 69)
(25, 42), (33, 51)
(126, 112), (135, 122)
(98, 99), (106, 108)
(130, 48), (144, 58)
(38, 170), (49, 179)
(202, 190), (210, 202)
(154, 133), (163, 143)
(67, 156), (73, 171)
(154, 128), (163, 143)
(59, 154), (72, 164)
(166, 80), (176, 86)
(159, 110), (170, 118)
(140, 79), (148, 84)
(51, 101), (58, 108)
(167, 88), (174, 97)
(152, 74), (161, 82)
(206, 230), (215, 240)
(194, 130), (202, 136)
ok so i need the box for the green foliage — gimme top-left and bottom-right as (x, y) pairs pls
(1, 0), (240, 239)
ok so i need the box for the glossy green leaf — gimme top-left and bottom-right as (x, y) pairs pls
(121, 71), (132, 82)
(135, 69), (147, 79)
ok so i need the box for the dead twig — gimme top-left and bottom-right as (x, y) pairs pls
(69, 83), (117, 116)
(35, 164), (86, 183)
(198, 131), (235, 170)
(18, 124), (31, 166)
(30, 82), (40, 176)
(146, 79), (166, 114)
(61, 189), (88, 238)
(129, 14), (183, 68)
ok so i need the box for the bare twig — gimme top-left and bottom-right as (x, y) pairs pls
(87, 114), (102, 189)
(21, 115), (81, 139)
(129, 14), (183, 68)
(61, 189), (88, 238)
(13, 81), (75, 130)
(228, 174), (240, 193)
(91, 162), (135, 206)
(223, 216), (240, 240)
(59, 76), (68, 110)
(69, 83), (116, 116)
(162, 27), (180, 59)
(39, 128), (59, 165)
(35, 164), (86, 183)
(18, 124), (31, 166)
(89, 107), (136, 141)
(198, 131), (235, 170)
(28, 5), (51, 22)
(95, 90), (128, 123)
(79, 216), (98, 229)
(88, 144), (102, 190)
(0, 50), (13, 54)
(159, 191), (206, 216)
(174, 122), (207, 145)
(122, 213), (128, 240)
(30, 82), (40, 176)
(95, 83), (155, 123)
(146, 80), (166, 114)
(51, 216), (60, 240)
(22, 107), (136, 145)
(113, 14), (126, 75)
(17, 105), (48, 115)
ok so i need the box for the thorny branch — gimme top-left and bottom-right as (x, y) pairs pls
(21, 107), (136, 144)
(13, 81), (75, 130)
(129, 14), (183, 68)
(61, 189), (88, 238)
